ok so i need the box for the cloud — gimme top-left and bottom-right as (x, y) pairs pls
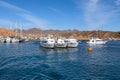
(0, 19), (14, 25)
(48, 7), (64, 16)
(115, 0), (120, 6)
(84, 0), (107, 29)
(0, 1), (47, 29)
(0, 1), (29, 13)
(74, 0), (119, 30)
(20, 13), (47, 29)
(85, 0), (99, 13)
(0, 19), (34, 29)
(0, 19), (14, 29)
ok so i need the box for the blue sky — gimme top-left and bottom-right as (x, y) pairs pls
(0, 0), (120, 31)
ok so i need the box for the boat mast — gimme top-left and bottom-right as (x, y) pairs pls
(15, 23), (18, 37)
(20, 21), (23, 38)
(9, 23), (12, 37)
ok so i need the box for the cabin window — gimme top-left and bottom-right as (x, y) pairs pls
(65, 41), (68, 42)
(42, 41), (47, 43)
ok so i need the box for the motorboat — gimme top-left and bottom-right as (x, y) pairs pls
(5, 37), (20, 43)
(40, 36), (55, 48)
(11, 38), (20, 43)
(55, 38), (67, 48)
(0, 36), (6, 43)
(65, 38), (78, 48)
(5, 37), (11, 43)
(87, 37), (107, 44)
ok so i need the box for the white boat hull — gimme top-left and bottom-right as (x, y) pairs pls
(67, 42), (78, 48)
(87, 37), (107, 44)
(40, 36), (55, 48)
(12, 38), (19, 43)
(87, 41), (106, 44)
(55, 43), (67, 48)
(6, 38), (11, 43)
(40, 43), (54, 48)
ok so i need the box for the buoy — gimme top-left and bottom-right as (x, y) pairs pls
(88, 47), (92, 52)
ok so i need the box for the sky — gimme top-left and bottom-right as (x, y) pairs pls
(0, 0), (120, 31)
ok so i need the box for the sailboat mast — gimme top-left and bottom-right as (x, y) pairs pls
(20, 21), (23, 38)
(9, 24), (12, 37)
(15, 23), (18, 37)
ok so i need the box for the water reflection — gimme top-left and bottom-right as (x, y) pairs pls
(40, 47), (78, 54)
(40, 47), (79, 62)
(40, 48), (55, 54)
(67, 48), (78, 53)
(87, 44), (104, 48)
(55, 48), (68, 54)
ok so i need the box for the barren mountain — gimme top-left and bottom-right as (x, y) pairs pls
(0, 28), (15, 37)
(22, 28), (120, 40)
(0, 28), (120, 40)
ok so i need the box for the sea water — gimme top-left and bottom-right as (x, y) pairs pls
(0, 40), (120, 80)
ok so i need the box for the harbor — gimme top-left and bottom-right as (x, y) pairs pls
(0, 30), (119, 79)
(0, 0), (120, 79)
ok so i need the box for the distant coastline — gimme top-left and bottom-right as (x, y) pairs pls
(0, 28), (120, 40)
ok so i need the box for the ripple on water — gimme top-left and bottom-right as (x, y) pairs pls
(0, 40), (120, 80)
(0, 54), (65, 80)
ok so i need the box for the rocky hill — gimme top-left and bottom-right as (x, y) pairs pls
(0, 28), (15, 37)
(23, 28), (120, 40)
(0, 28), (120, 40)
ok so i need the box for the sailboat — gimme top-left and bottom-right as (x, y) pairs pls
(5, 24), (19, 43)
(18, 22), (26, 43)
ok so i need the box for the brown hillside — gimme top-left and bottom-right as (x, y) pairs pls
(23, 28), (120, 40)
(0, 28), (120, 40)
(0, 28), (15, 37)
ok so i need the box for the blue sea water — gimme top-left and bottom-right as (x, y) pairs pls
(0, 40), (120, 80)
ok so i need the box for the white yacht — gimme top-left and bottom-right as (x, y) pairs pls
(5, 37), (11, 43)
(5, 37), (20, 43)
(87, 37), (107, 44)
(0, 36), (6, 43)
(55, 38), (67, 48)
(65, 38), (78, 48)
(40, 36), (55, 48)
(11, 38), (20, 43)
